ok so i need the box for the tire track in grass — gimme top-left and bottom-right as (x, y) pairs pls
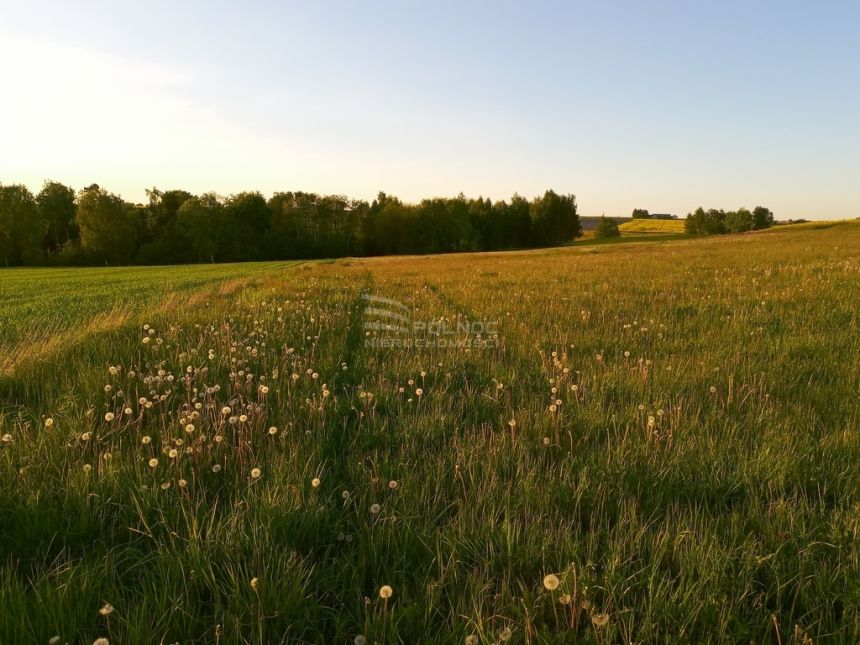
(423, 281), (549, 423)
(269, 271), (385, 640)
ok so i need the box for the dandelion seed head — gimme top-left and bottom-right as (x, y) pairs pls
(543, 574), (560, 591)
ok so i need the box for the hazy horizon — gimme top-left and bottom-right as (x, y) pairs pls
(1, 1), (858, 219)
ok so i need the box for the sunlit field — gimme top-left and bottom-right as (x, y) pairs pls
(1, 224), (859, 644)
(617, 219), (687, 235)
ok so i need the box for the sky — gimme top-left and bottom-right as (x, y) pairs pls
(0, 0), (858, 219)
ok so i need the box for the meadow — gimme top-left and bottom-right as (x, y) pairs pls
(1, 222), (858, 644)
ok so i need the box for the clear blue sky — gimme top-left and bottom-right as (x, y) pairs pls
(1, 0), (858, 219)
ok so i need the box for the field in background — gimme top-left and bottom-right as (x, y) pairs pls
(618, 219), (687, 235)
(1, 227), (859, 643)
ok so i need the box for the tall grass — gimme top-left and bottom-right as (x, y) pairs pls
(0, 229), (858, 643)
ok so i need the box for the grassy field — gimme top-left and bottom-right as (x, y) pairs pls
(1, 227), (859, 644)
(618, 219), (687, 235)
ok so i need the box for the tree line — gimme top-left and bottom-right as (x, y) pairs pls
(0, 182), (583, 266)
(684, 206), (774, 235)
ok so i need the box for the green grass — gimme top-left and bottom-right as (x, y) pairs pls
(1, 228), (859, 644)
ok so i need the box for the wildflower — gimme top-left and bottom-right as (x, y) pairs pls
(177, 479), (187, 488)
(81, 432), (92, 441)
(268, 426), (278, 435)
(415, 388), (423, 396)
(99, 603), (114, 616)
(378, 585), (393, 599)
(591, 613), (610, 628)
(250, 468), (261, 479)
(559, 593), (572, 605)
(342, 490), (350, 500)
(83, 464), (92, 473)
(549, 404), (557, 413)
(45, 418), (54, 428)
(185, 424), (195, 433)
(148, 458), (159, 468)
(221, 406), (232, 415)
(250, 577), (259, 590)
(168, 449), (178, 459)
(311, 477), (321, 487)
(370, 503), (381, 514)
(259, 385), (269, 395)
(212, 464), (222, 473)
(142, 436), (151, 444)
(709, 386), (717, 393)
(389, 480), (398, 490)
(104, 412), (114, 422)
(543, 574), (560, 591)
(124, 407), (132, 415)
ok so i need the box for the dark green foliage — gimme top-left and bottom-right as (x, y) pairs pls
(0, 184), (43, 266)
(594, 215), (621, 239)
(530, 190), (582, 245)
(687, 205), (774, 236)
(76, 185), (141, 265)
(0, 182), (584, 265)
(753, 206), (774, 230)
(631, 208), (651, 219)
(36, 181), (77, 255)
(725, 208), (754, 233)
